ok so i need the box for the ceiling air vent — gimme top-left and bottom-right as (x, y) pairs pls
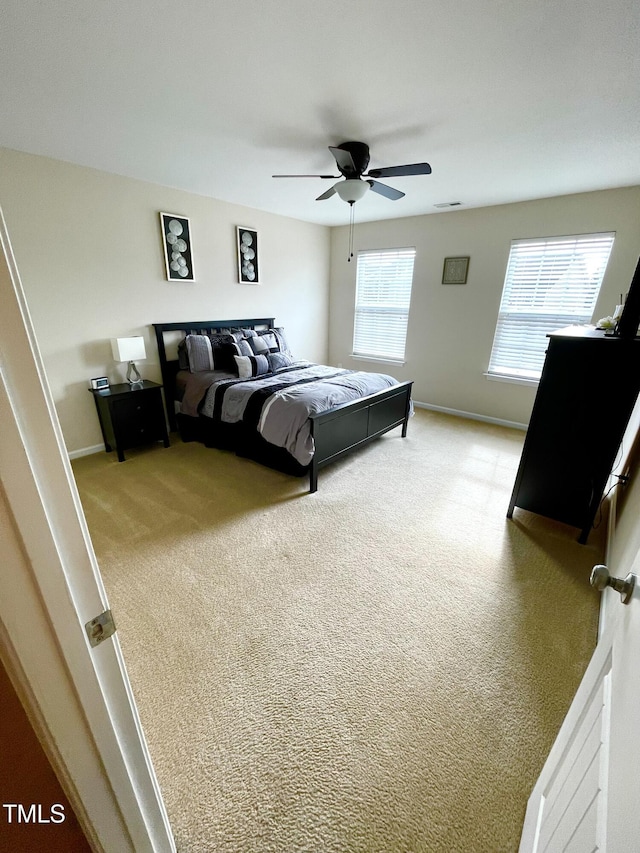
(434, 202), (463, 208)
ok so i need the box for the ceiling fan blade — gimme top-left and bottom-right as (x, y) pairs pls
(367, 180), (405, 201)
(329, 146), (357, 174)
(316, 186), (337, 201)
(272, 174), (338, 179)
(366, 162), (432, 178)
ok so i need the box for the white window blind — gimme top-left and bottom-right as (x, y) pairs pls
(488, 232), (615, 381)
(353, 248), (416, 361)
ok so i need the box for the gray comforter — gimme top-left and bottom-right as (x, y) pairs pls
(180, 361), (400, 465)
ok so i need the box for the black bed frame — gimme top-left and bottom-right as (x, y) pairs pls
(152, 318), (413, 492)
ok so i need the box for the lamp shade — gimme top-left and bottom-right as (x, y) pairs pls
(335, 179), (369, 204)
(111, 336), (146, 362)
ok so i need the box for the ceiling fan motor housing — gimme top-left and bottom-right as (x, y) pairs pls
(335, 141), (370, 177)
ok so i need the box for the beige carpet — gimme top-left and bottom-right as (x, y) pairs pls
(72, 409), (602, 853)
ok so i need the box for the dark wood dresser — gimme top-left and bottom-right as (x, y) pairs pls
(507, 326), (640, 542)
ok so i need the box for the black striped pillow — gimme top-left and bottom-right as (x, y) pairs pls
(234, 354), (270, 378)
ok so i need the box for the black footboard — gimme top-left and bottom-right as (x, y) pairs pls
(308, 381), (413, 492)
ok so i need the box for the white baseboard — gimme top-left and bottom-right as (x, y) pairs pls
(68, 444), (104, 460)
(68, 406), (526, 459)
(413, 400), (527, 431)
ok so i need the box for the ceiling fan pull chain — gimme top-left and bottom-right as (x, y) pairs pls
(348, 202), (355, 262)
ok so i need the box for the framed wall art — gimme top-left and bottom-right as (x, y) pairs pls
(236, 227), (259, 284)
(442, 256), (469, 285)
(160, 213), (194, 281)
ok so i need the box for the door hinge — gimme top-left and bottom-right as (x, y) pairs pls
(85, 609), (116, 647)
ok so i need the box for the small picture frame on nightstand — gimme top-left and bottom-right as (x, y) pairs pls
(90, 376), (110, 391)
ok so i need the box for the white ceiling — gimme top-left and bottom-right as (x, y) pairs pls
(2, 0), (639, 226)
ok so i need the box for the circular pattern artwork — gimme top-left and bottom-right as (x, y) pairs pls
(160, 213), (194, 281)
(236, 227), (259, 284)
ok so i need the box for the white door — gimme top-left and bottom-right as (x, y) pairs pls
(0, 208), (175, 851)
(519, 541), (640, 851)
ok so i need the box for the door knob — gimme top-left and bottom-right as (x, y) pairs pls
(590, 564), (636, 605)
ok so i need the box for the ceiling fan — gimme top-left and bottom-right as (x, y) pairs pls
(272, 141), (432, 204)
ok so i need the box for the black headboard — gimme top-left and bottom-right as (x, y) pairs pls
(152, 318), (275, 431)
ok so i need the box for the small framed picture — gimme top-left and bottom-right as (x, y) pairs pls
(442, 256), (469, 284)
(160, 213), (194, 281)
(236, 227), (259, 284)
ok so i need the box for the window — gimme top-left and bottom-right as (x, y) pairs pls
(353, 248), (416, 362)
(488, 232), (615, 382)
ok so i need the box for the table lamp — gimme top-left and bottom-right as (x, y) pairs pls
(111, 336), (146, 386)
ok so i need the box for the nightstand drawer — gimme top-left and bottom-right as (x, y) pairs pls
(113, 396), (162, 435)
(112, 391), (165, 446)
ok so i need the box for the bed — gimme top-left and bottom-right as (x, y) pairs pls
(153, 318), (413, 492)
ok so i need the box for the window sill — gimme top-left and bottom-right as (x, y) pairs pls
(351, 354), (406, 367)
(484, 372), (539, 388)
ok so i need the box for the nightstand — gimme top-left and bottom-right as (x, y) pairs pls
(90, 380), (170, 462)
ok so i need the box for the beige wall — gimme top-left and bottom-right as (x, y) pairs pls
(329, 187), (640, 425)
(0, 148), (330, 454)
(2, 145), (638, 450)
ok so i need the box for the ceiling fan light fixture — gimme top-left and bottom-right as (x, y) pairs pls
(335, 179), (369, 204)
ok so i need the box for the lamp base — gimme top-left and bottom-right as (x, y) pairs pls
(126, 361), (142, 386)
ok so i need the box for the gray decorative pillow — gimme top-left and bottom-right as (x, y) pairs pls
(268, 352), (294, 371)
(271, 327), (292, 357)
(185, 334), (215, 372)
(235, 338), (253, 357)
(234, 354), (270, 378)
(250, 332), (278, 355)
(248, 335), (270, 355)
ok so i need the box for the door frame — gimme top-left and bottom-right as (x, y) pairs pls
(0, 207), (175, 851)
